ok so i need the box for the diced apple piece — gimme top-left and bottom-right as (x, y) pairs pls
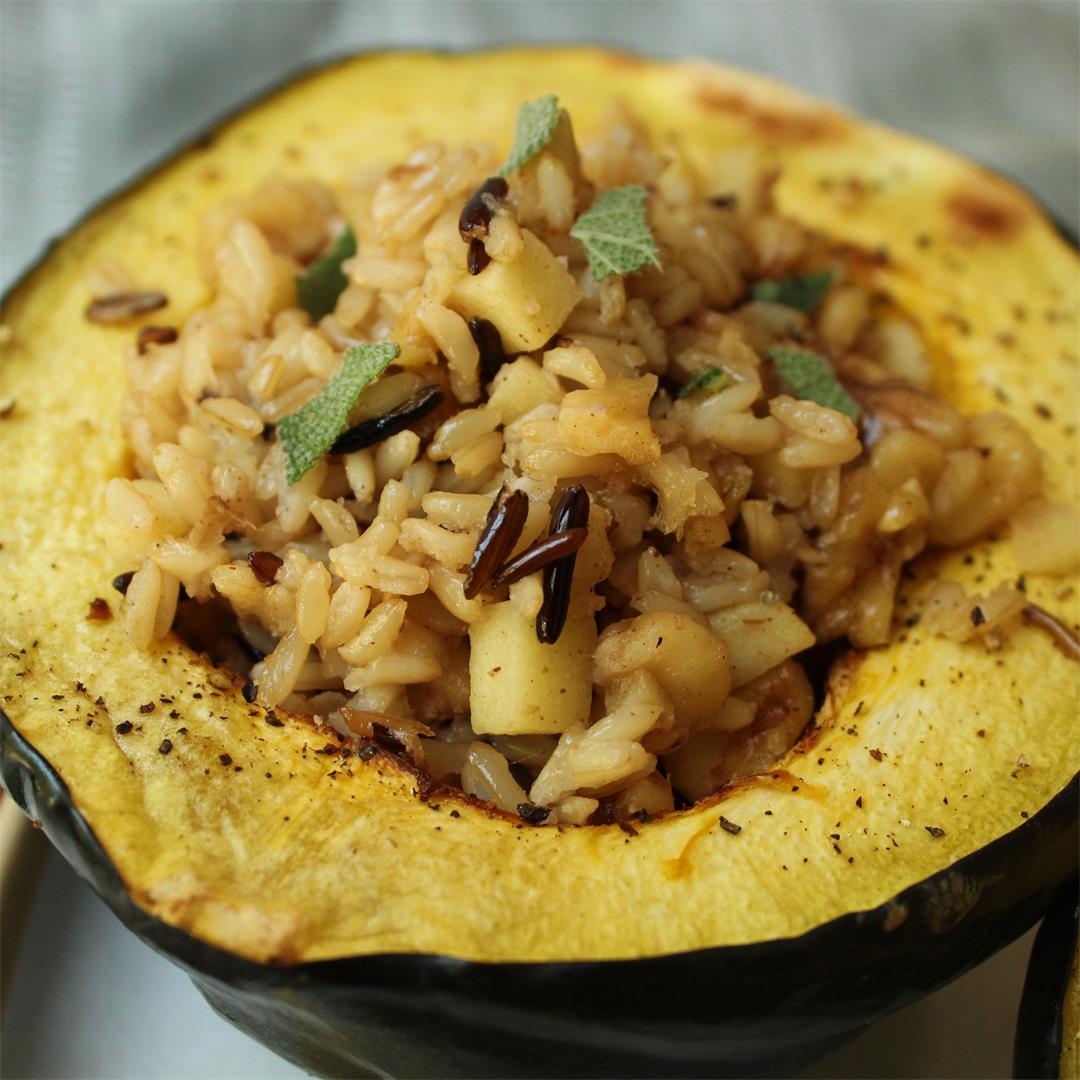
(557, 375), (660, 465)
(707, 601), (815, 687)
(469, 601), (595, 735)
(448, 229), (579, 353)
(487, 358), (563, 424)
(594, 611), (730, 730)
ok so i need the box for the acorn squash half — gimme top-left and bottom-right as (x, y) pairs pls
(1, 49), (1077, 1078)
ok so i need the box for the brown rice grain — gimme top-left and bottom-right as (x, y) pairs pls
(296, 561), (332, 643)
(309, 498), (360, 547)
(321, 582), (372, 650)
(461, 742), (529, 812)
(345, 654), (442, 691)
(428, 406), (500, 461)
(344, 449), (376, 502)
(258, 628), (310, 707)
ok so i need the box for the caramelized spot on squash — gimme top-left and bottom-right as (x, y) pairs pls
(947, 186), (1024, 242)
(693, 86), (845, 142)
(604, 50), (648, 69)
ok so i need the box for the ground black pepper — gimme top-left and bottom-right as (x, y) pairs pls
(517, 803), (551, 825)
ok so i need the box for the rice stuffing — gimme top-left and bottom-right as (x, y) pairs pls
(104, 96), (1071, 824)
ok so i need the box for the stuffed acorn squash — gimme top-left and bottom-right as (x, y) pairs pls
(1, 49), (1078, 1078)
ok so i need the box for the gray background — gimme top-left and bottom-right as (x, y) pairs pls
(1, 1), (1077, 1077)
(1, 0), (1078, 288)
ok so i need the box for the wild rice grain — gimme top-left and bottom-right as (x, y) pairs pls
(536, 485), (590, 644)
(493, 527), (588, 587)
(248, 550), (283, 586)
(1022, 603), (1080, 662)
(330, 385), (444, 455)
(85, 290), (168, 324)
(111, 571), (136, 595)
(458, 176), (509, 240)
(136, 325), (178, 353)
(467, 238), (490, 276)
(459, 176), (510, 277)
(468, 316), (509, 384)
(463, 488), (529, 599)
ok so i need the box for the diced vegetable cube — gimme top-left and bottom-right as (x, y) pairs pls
(469, 601), (595, 735)
(487, 358), (563, 424)
(449, 230), (579, 353)
(708, 601), (815, 687)
(557, 376), (660, 465)
(594, 611), (730, 730)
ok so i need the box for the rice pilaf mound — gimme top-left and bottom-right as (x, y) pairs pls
(103, 97), (1071, 826)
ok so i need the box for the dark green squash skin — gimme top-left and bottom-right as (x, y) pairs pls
(1014, 881), (1079, 1079)
(3, 710), (1076, 1078)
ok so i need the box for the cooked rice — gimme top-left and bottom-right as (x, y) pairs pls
(106, 100), (1054, 825)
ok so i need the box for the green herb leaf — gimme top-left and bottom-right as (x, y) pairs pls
(752, 269), (834, 314)
(500, 95), (560, 176)
(279, 341), (399, 484)
(677, 364), (730, 400)
(766, 346), (860, 421)
(296, 227), (357, 321)
(569, 185), (661, 281)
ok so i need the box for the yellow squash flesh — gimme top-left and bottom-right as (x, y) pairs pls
(0, 49), (1077, 964)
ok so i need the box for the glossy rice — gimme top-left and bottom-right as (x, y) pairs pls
(104, 102), (1064, 825)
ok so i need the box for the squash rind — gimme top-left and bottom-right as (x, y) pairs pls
(3, 709), (1076, 1078)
